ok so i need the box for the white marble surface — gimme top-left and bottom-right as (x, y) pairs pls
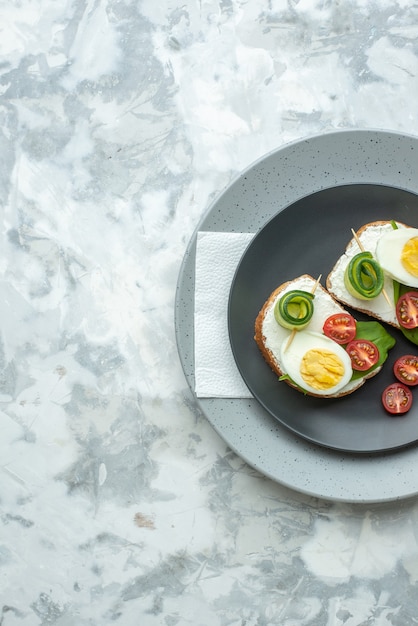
(2, 1), (418, 624)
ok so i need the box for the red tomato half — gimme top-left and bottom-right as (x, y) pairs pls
(323, 313), (356, 345)
(345, 339), (379, 371)
(396, 291), (418, 329)
(393, 354), (418, 386)
(382, 382), (413, 415)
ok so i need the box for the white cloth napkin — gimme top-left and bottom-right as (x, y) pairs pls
(194, 231), (255, 398)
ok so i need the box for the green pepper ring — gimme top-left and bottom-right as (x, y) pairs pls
(344, 251), (384, 300)
(274, 289), (315, 330)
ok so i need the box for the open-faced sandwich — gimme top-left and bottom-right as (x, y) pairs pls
(326, 220), (418, 346)
(254, 274), (395, 398)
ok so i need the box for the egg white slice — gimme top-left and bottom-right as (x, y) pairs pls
(280, 331), (353, 396)
(375, 227), (418, 287)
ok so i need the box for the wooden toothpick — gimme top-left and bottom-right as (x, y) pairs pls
(350, 228), (363, 250)
(350, 228), (392, 306)
(284, 274), (322, 351)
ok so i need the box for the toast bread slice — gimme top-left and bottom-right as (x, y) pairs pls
(326, 220), (411, 328)
(254, 274), (381, 398)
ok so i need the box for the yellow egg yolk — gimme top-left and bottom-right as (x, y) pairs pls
(300, 349), (345, 390)
(401, 236), (418, 278)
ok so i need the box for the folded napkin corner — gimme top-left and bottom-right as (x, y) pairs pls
(194, 231), (254, 399)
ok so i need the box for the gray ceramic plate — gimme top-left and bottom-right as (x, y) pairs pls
(229, 184), (418, 453)
(175, 129), (418, 502)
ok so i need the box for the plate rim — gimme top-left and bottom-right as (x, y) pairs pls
(175, 128), (418, 503)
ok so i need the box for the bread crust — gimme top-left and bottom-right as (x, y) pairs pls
(254, 274), (380, 398)
(254, 279), (293, 380)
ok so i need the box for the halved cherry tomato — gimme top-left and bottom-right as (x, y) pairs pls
(382, 382), (413, 415)
(393, 354), (418, 386)
(345, 339), (380, 371)
(322, 313), (356, 345)
(396, 291), (418, 329)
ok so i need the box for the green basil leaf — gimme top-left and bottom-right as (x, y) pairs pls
(278, 373), (307, 395)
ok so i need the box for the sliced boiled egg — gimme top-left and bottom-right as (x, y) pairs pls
(375, 227), (418, 287)
(280, 331), (353, 396)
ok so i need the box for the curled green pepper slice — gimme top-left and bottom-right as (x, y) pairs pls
(274, 290), (314, 330)
(344, 251), (384, 300)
